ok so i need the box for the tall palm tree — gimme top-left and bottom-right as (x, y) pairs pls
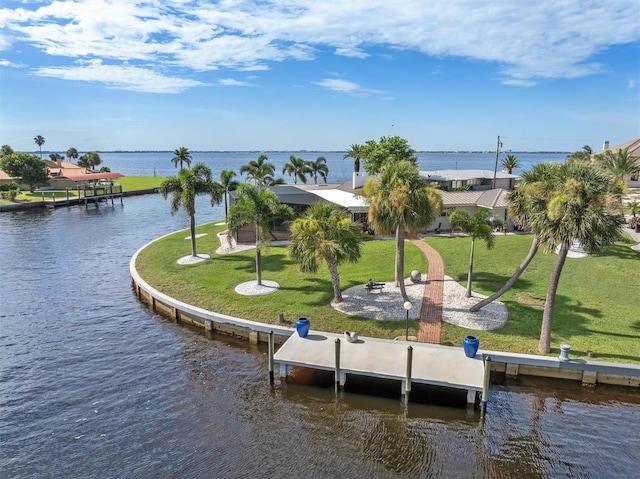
(171, 147), (192, 170)
(282, 155), (311, 184)
(308, 156), (329, 184)
(220, 169), (239, 221)
(239, 154), (276, 187)
(34, 135), (45, 158)
(160, 163), (220, 258)
(501, 154), (520, 174)
(565, 145), (593, 163)
(470, 162), (559, 312)
(449, 208), (495, 298)
(529, 161), (623, 353)
(288, 203), (364, 303)
(66, 147), (79, 162)
(343, 144), (364, 173)
(227, 184), (294, 285)
(364, 160), (442, 300)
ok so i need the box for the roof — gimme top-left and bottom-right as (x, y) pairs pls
(420, 169), (518, 181)
(597, 138), (640, 157)
(0, 169), (17, 181)
(269, 183), (369, 211)
(438, 189), (509, 209)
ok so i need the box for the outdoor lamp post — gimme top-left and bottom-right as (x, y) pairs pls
(403, 301), (412, 341)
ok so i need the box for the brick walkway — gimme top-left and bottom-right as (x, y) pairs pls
(410, 239), (444, 344)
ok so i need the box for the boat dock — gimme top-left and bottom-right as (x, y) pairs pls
(273, 331), (490, 407)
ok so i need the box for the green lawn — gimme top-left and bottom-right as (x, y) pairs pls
(136, 225), (640, 364)
(118, 176), (166, 191)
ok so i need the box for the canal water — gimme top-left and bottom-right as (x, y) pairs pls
(1, 194), (639, 478)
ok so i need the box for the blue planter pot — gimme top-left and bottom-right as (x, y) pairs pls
(463, 335), (479, 358)
(296, 317), (310, 338)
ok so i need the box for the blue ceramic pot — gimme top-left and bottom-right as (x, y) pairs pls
(296, 317), (310, 338)
(463, 335), (479, 358)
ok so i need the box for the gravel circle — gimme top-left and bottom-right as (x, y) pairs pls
(176, 254), (210, 265)
(235, 280), (280, 296)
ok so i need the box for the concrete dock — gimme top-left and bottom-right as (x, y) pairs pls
(274, 331), (486, 404)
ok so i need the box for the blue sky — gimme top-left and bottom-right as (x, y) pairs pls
(1, 0), (639, 153)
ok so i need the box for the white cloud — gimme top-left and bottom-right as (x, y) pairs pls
(218, 78), (250, 86)
(313, 78), (361, 93)
(629, 80), (637, 89)
(1, 0), (638, 91)
(33, 59), (205, 93)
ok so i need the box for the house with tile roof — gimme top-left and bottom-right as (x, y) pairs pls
(419, 169), (518, 191)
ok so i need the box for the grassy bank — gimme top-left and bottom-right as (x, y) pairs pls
(135, 223), (640, 364)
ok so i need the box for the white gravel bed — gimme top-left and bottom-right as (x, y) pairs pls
(441, 276), (507, 330)
(235, 280), (279, 295)
(177, 254), (210, 265)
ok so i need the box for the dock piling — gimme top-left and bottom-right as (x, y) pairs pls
(268, 330), (274, 384)
(334, 338), (341, 392)
(404, 345), (413, 403)
(481, 356), (491, 414)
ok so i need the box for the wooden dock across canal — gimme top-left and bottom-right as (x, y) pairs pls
(273, 331), (490, 407)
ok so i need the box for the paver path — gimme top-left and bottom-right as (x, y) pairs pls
(410, 239), (444, 344)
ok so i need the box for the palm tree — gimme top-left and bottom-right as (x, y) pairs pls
(282, 155), (311, 184)
(78, 152), (102, 172)
(34, 135), (45, 158)
(343, 144), (364, 173)
(66, 147), (79, 162)
(288, 203), (364, 303)
(363, 160), (442, 300)
(220, 169), (239, 221)
(449, 208), (495, 298)
(469, 162), (566, 312)
(595, 148), (640, 194)
(529, 161), (623, 353)
(49, 153), (63, 162)
(171, 147), (192, 170)
(160, 163), (221, 258)
(240, 154), (276, 187)
(227, 184), (294, 285)
(501, 154), (520, 174)
(627, 200), (640, 217)
(308, 156), (329, 184)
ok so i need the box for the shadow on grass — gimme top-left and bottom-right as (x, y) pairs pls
(592, 242), (640, 260)
(471, 271), (535, 292)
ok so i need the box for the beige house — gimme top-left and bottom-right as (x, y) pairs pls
(596, 138), (640, 188)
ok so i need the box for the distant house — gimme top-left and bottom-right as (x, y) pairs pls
(596, 139), (640, 188)
(231, 175), (515, 243)
(43, 158), (123, 189)
(420, 169), (518, 191)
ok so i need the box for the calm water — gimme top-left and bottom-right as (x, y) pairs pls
(95, 151), (569, 182)
(1, 191), (639, 478)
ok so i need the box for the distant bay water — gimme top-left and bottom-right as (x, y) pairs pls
(95, 151), (569, 182)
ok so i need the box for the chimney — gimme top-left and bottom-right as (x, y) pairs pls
(603, 140), (609, 151)
(57, 158), (62, 167)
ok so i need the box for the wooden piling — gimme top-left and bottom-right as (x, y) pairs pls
(405, 345), (413, 403)
(481, 356), (491, 414)
(334, 338), (341, 392)
(268, 331), (275, 384)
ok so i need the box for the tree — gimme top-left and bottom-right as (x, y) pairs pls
(282, 155), (311, 184)
(343, 143), (364, 173)
(240, 154), (276, 187)
(501, 154), (520, 174)
(627, 200), (640, 217)
(66, 147), (79, 162)
(227, 183), (294, 285)
(288, 203), (364, 303)
(34, 135), (45, 158)
(0, 152), (48, 191)
(363, 160), (442, 300)
(78, 152), (102, 172)
(449, 208), (495, 298)
(524, 161), (623, 353)
(1, 145), (14, 157)
(565, 145), (593, 163)
(360, 136), (418, 175)
(49, 153), (63, 162)
(308, 156), (329, 184)
(171, 147), (192, 170)
(159, 163), (222, 258)
(220, 169), (239, 221)
(470, 162), (565, 312)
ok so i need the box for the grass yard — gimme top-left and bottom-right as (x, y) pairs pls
(118, 176), (166, 191)
(135, 223), (426, 339)
(430, 233), (640, 363)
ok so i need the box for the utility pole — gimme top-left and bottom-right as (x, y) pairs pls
(492, 135), (502, 189)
